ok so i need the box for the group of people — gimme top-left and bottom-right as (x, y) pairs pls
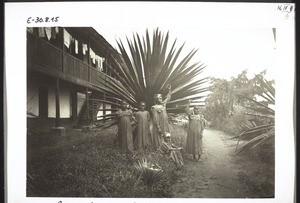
(116, 84), (209, 169)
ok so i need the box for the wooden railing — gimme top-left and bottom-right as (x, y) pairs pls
(27, 32), (112, 91)
(64, 54), (89, 81)
(27, 33), (63, 71)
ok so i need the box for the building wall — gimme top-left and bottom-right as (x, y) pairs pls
(27, 79), (72, 118)
(77, 92), (86, 116)
(27, 81), (39, 117)
(27, 80), (113, 120)
(27, 27), (118, 125)
(48, 87), (71, 118)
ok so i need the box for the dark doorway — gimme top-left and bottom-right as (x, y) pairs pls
(38, 87), (48, 118)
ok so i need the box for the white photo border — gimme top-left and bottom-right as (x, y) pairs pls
(5, 2), (295, 203)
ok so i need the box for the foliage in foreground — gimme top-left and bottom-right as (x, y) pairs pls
(233, 74), (275, 157)
(27, 127), (179, 197)
(202, 70), (275, 160)
(133, 157), (164, 186)
(203, 70), (274, 132)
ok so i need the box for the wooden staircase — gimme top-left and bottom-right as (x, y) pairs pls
(73, 99), (102, 128)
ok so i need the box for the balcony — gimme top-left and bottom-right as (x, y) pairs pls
(27, 32), (116, 92)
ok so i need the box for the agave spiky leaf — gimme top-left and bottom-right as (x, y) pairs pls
(93, 28), (209, 128)
(235, 75), (275, 154)
(114, 28), (209, 110)
(235, 127), (274, 153)
(133, 158), (163, 186)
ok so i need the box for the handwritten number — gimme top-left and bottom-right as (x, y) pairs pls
(52, 17), (59, 22)
(277, 6), (282, 11)
(35, 17), (44, 23)
(27, 16), (59, 24)
(278, 4), (293, 13)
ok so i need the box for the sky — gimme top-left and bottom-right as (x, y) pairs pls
(96, 27), (276, 81)
(93, 3), (277, 81)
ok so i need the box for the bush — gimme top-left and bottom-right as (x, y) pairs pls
(220, 106), (249, 135)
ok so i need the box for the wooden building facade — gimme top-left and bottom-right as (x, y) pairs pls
(27, 27), (122, 130)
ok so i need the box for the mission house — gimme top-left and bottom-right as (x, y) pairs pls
(27, 27), (124, 133)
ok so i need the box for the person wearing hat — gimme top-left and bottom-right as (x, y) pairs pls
(159, 132), (184, 169)
(151, 84), (172, 149)
(185, 99), (209, 161)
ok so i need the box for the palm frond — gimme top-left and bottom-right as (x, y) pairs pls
(91, 28), (210, 127)
(255, 74), (275, 97)
(133, 157), (163, 186)
(235, 75), (275, 154)
(235, 128), (274, 153)
(236, 93), (274, 114)
(110, 28), (209, 111)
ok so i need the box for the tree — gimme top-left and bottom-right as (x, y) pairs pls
(203, 70), (273, 131)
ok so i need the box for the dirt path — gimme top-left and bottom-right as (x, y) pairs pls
(172, 129), (274, 198)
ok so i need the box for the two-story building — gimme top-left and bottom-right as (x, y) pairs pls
(27, 27), (125, 132)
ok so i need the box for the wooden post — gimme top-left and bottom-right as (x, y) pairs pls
(103, 55), (107, 124)
(88, 38), (91, 66)
(71, 90), (78, 120)
(62, 27), (65, 73)
(103, 93), (106, 123)
(104, 53), (108, 75)
(91, 94), (95, 126)
(55, 78), (61, 127)
(86, 37), (91, 125)
(88, 38), (91, 82)
(86, 88), (90, 125)
(60, 27), (64, 50)
(109, 61), (112, 77)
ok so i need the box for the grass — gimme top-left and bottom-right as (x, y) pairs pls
(27, 119), (274, 198)
(27, 125), (181, 197)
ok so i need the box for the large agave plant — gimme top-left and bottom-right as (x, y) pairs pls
(234, 75), (275, 154)
(95, 28), (209, 115)
(133, 157), (163, 186)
